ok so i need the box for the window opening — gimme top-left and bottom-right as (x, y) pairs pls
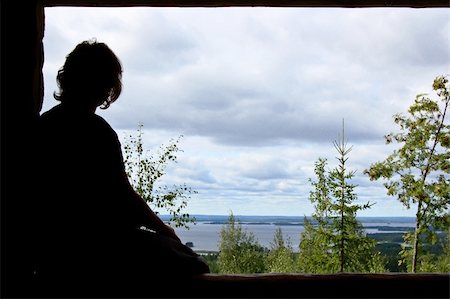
(43, 6), (450, 273)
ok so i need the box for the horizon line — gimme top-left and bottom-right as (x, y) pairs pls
(160, 214), (416, 218)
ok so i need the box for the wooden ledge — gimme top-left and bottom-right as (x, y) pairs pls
(26, 271), (450, 298)
(181, 273), (450, 298)
(195, 272), (450, 281)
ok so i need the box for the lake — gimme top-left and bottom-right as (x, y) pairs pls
(170, 216), (416, 252)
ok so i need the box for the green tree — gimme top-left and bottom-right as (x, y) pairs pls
(435, 229), (450, 272)
(365, 76), (450, 273)
(202, 253), (220, 273)
(298, 125), (385, 273)
(123, 123), (196, 228)
(297, 159), (339, 273)
(298, 218), (340, 273)
(402, 228), (450, 272)
(217, 212), (266, 274)
(266, 227), (296, 273)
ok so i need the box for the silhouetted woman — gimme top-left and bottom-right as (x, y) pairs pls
(34, 40), (208, 296)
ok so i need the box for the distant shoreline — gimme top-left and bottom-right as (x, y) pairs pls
(172, 218), (431, 253)
(161, 214), (416, 218)
(161, 214), (416, 223)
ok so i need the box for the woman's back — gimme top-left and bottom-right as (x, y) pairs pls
(34, 104), (134, 284)
(38, 104), (128, 233)
(31, 40), (209, 296)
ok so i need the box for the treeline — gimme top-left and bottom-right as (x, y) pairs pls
(202, 213), (449, 274)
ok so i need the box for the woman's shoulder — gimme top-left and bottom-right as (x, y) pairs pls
(91, 114), (119, 138)
(39, 105), (119, 141)
(91, 113), (113, 129)
(39, 104), (63, 121)
(40, 104), (113, 128)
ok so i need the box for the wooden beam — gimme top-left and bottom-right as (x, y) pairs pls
(187, 273), (450, 298)
(33, 273), (450, 297)
(43, 0), (450, 8)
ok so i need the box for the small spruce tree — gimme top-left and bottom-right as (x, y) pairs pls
(298, 122), (386, 273)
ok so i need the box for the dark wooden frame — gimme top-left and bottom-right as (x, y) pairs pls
(43, 0), (450, 8)
(1, 0), (449, 297)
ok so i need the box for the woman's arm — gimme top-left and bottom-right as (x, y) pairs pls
(125, 181), (181, 242)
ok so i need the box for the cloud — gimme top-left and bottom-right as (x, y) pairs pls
(43, 7), (448, 216)
(94, 8), (448, 147)
(122, 13), (199, 75)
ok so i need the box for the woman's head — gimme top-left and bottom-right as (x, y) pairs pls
(54, 39), (123, 109)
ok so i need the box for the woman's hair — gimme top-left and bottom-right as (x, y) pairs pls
(54, 39), (123, 109)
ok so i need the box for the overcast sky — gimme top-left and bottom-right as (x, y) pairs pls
(42, 7), (449, 217)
